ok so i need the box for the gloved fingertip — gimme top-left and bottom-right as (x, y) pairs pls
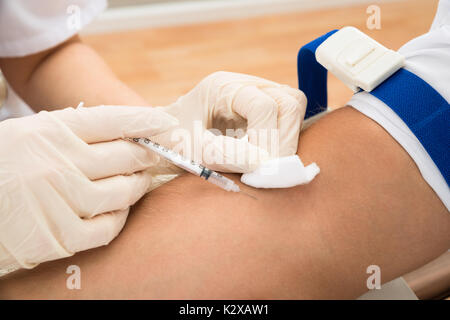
(99, 208), (130, 246)
(201, 135), (271, 174)
(130, 171), (154, 202)
(160, 110), (180, 127)
(146, 108), (180, 133)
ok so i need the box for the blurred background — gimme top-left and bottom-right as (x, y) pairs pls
(81, 0), (438, 108)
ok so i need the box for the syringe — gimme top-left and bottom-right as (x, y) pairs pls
(128, 138), (241, 193)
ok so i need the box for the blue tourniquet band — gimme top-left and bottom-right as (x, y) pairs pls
(297, 30), (338, 119)
(297, 30), (449, 185)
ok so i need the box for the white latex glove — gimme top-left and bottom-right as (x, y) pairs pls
(0, 105), (178, 275)
(154, 71), (307, 173)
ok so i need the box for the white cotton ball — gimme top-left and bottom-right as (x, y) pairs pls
(241, 155), (320, 188)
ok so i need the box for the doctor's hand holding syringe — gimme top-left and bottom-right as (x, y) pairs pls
(0, 70), (306, 276)
(0, 2), (306, 275)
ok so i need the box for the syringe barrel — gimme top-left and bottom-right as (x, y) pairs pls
(203, 170), (240, 192)
(136, 138), (203, 176)
(130, 138), (239, 192)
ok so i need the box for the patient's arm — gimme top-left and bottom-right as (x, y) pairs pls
(1, 107), (449, 299)
(0, 36), (148, 111)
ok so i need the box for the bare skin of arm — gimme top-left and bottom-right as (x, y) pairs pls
(0, 36), (148, 110)
(1, 106), (448, 299)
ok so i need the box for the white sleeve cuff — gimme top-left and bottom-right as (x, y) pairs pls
(348, 92), (450, 211)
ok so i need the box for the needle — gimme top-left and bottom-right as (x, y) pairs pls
(240, 189), (258, 200)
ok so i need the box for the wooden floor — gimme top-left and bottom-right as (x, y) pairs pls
(83, 0), (438, 108)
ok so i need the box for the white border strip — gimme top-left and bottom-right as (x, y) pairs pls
(83, 0), (394, 34)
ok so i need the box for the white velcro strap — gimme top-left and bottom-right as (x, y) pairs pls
(316, 26), (404, 92)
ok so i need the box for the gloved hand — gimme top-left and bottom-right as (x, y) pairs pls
(0, 105), (178, 275)
(154, 71), (307, 172)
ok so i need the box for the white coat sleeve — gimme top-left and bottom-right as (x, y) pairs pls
(0, 0), (106, 57)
